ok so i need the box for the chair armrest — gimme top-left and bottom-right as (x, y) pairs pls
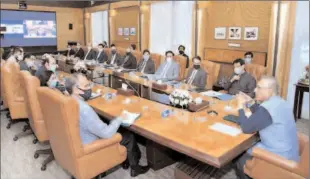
(251, 147), (298, 173)
(83, 133), (122, 155)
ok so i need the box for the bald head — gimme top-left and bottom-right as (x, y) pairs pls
(255, 76), (279, 101)
(260, 76), (279, 95)
(65, 73), (89, 96)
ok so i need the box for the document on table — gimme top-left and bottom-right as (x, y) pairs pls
(209, 123), (242, 137)
(121, 110), (141, 127)
(200, 90), (223, 97)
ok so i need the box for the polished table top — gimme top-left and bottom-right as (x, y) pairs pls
(58, 71), (257, 168)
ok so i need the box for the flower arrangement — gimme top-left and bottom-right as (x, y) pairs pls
(169, 89), (193, 108)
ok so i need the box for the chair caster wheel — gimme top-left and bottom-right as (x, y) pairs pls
(34, 153), (39, 159)
(41, 165), (46, 171)
(13, 136), (18, 141)
(6, 123), (11, 129)
(33, 139), (38, 144)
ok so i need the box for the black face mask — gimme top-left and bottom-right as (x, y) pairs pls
(126, 52), (130, 55)
(79, 88), (92, 101)
(111, 50), (116, 54)
(179, 50), (184, 55)
(193, 64), (200, 69)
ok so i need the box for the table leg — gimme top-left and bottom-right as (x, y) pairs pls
(293, 87), (299, 119)
(297, 90), (304, 119)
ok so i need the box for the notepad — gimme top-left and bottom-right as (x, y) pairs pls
(209, 123), (241, 137)
(200, 90), (223, 97)
(121, 110), (141, 127)
(216, 94), (233, 101)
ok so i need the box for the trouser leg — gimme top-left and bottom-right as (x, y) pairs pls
(120, 131), (141, 167)
(234, 152), (253, 179)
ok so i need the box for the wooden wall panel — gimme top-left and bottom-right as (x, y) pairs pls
(110, 6), (140, 50)
(1, 4), (84, 51)
(199, 1), (272, 53)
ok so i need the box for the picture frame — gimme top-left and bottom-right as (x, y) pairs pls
(123, 28), (129, 36)
(228, 27), (242, 40)
(244, 27), (259, 40)
(118, 28), (123, 36)
(214, 27), (226, 40)
(130, 27), (136, 36)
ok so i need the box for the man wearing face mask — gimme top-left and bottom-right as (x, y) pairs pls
(19, 54), (36, 75)
(120, 47), (137, 69)
(178, 45), (189, 68)
(64, 45), (75, 57)
(107, 44), (122, 66)
(224, 58), (256, 98)
(95, 44), (108, 63)
(7, 47), (23, 64)
(137, 49), (155, 74)
(35, 56), (58, 87)
(74, 42), (85, 59)
(83, 43), (97, 60)
(244, 51), (254, 64)
(184, 56), (207, 89)
(64, 74), (150, 177)
(153, 51), (179, 81)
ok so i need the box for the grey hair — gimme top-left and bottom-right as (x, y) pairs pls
(64, 73), (80, 95)
(260, 76), (279, 95)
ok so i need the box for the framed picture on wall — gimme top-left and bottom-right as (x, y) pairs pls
(124, 28), (129, 36)
(118, 28), (123, 36)
(244, 27), (259, 40)
(214, 27), (226, 39)
(130, 27), (136, 36)
(228, 27), (241, 40)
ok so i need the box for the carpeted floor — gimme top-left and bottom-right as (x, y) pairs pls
(1, 110), (308, 179)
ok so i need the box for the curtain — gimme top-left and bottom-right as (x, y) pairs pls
(91, 10), (109, 47)
(150, 1), (194, 56)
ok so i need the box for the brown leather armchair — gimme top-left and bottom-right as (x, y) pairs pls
(37, 87), (127, 179)
(20, 71), (54, 171)
(245, 133), (309, 179)
(245, 64), (267, 81)
(201, 60), (221, 90)
(174, 55), (187, 80)
(150, 53), (162, 71)
(1, 59), (8, 109)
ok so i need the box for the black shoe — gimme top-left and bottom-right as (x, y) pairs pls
(122, 159), (130, 170)
(130, 165), (150, 177)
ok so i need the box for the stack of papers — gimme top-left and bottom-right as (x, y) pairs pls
(200, 90), (223, 97)
(216, 94), (233, 101)
(209, 123), (241, 136)
(121, 110), (141, 127)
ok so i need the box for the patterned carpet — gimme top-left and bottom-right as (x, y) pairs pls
(1, 109), (309, 179)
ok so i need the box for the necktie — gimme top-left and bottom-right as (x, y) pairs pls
(122, 56), (129, 67)
(97, 52), (101, 60)
(187, 70), (197, 85)
(84, 50), (90, 60)
(161, 63), (170, 78)
(111, 54), (116, 64)
(141, 60), (147, 73)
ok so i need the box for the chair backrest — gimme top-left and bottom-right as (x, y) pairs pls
(117, 48), (126, 57)
(174, 55), (187, 79)
(37, 87), (82, 175)
(132, 51), (143, 64)
(245, 63), (267, 81)
(201, 60), (221, 90)
(103, 48), (110, 57)
(150, 53), (162, 70)
(297, 133), (309, 177)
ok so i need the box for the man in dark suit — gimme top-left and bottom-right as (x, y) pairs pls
(107, 44), (122, 66)
(178, 45), (189, 68)
(184, 56), (207, 89)
(137, 49), (155, 74)
(83, 43), (97, 60)
(74, 42), (85, 59)
(95, 43), (108, 63)
(64, 45), (75, 57)
(120, 47), (137, 69)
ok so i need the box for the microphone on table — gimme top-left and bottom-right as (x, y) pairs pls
(124, 79), (142, 102)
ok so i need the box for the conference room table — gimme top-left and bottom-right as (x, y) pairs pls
(58, 70), (257, 170)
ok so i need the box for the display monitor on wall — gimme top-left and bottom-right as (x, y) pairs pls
(0, 10), (57, 47)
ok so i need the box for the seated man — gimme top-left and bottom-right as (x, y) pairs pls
(19, 54), (36, 75)
(152, 50), (179, 81)
(35, 56), (58, 87)
(74, 42), (85, 59)
(119, 47), (137, 69)
(64, 45), (75, 57)
(244, 51), (254, 64)
(178, 45), (189, 68)
(130, 44), (137, 51)
(83, 43), (97, 60)
(6, 47), (23, 64)
(137, 49), (155, 74)
(223, 59), (256, 97)
(64, 74), (150, 177)
(184, 56), (207, 89)
(234, 76), (299, 179)
(107, 44), (122, 66)
(95, 43), (108, 63)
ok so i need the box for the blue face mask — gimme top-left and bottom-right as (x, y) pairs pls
(50, 65), (57, 73)
(50, 80), (58, 88)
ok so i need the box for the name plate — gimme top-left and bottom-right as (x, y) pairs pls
(117, 88), (134, 96)
(152, 82), (168, 90)
(188, 100), (210, 112)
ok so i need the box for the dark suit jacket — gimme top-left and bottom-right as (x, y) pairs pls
(84, 50), (97, 60)
(120, 53), (137, 69)
(107, 53), (122, 65)
(181, 53), (190, 68)
(185, 67), (207, 89)
(64, 49), (75, 57)
(74, 48), (85, 59)
(35, 66), (53, 86)
(95, 51), (108, 63)
(137, 58), (155, 74)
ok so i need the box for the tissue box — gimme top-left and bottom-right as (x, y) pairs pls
(117, 88), (134, 96)
(188, 100), (209, 112)
(152, 82), (168, 90)
(113, 71), (124, 77)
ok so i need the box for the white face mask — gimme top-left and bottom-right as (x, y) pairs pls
(67, 48), (71, 51)
(77, 46), (81, 49)
(244, 57), (252, 64)
(234, 67), (243, 75)
(143, 55), (149, 61)
(87, 46), (92, 50)
(17, 55), (23, 61)
(26, 60), (34, 67)
(98, 48), (103, 52)
(166, 57), (172, 62)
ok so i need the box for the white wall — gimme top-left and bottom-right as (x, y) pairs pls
(287, 1), (309, 119)
(91, 10), (109, 47)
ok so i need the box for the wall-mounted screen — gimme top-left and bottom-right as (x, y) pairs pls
(0, 10), (57, 47)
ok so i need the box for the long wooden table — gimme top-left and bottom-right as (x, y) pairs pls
(59, 71), (257, 168)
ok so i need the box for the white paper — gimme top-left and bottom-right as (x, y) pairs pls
(122, 83), (128, 90)
(209, 123), (241, 137)
(122, 110), (141, 126)
(90, 92), (101, 99)
(200, 90), (223, 97)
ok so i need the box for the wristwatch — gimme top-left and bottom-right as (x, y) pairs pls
(245, 100), (255, 108)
